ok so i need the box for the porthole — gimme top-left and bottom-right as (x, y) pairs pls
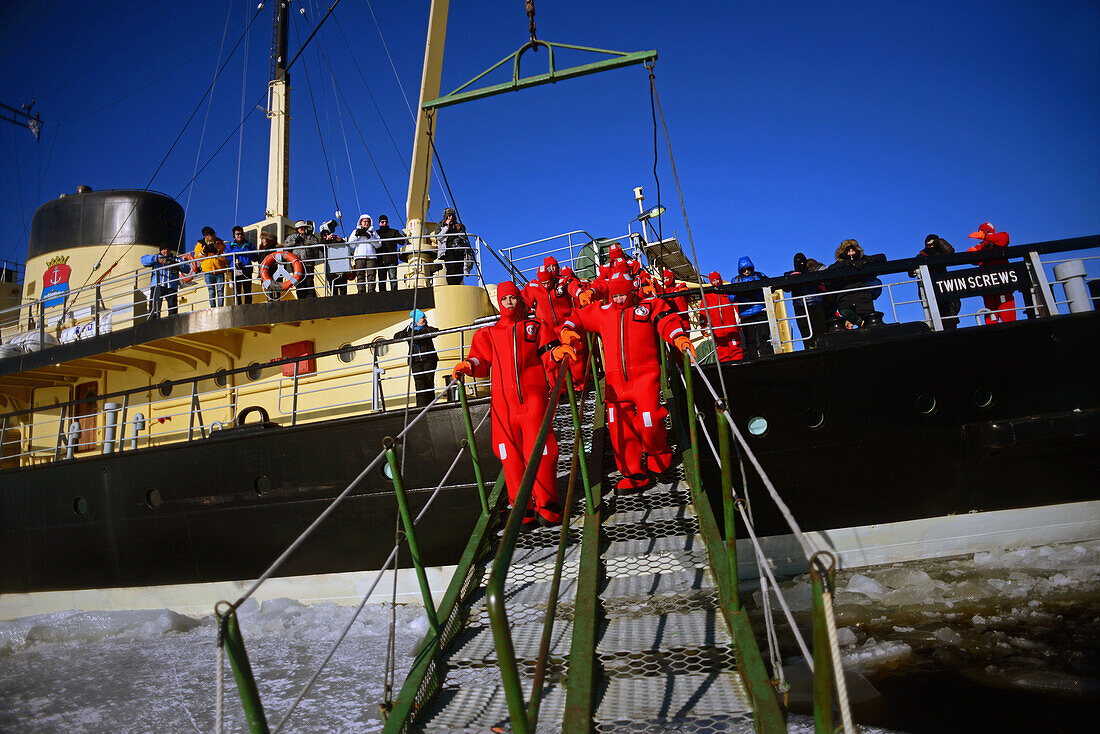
(372, 336), (390, 358)
(974, 387), (994, 409)
(382, 461), (395, 481)
(146, 489), (163, 508)
(73, 497), (88, 516)
(246, 362), (263, 381)
(254, 475), (271, 496)
(158, 380), (173, 397)
(338, 344), (356, 363)
(803, 409), (825, 430)
(916, 394), (938, 415)
(214, 369), (228, 387)
(747, 416), (769, 437)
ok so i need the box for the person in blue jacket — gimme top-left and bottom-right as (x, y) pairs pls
(226, 226), (254, 305)
(140, 244), (183, 319)
(731, 256), (772, 359)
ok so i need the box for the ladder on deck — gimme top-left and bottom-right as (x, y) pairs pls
(384, 364), (786, 733)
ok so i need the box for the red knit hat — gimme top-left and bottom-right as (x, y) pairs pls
(708, 271), (723, 286)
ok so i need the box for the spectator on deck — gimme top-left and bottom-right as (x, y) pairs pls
(967, 222), (1016, 324)
(320, 220), (350, 296)
(698, 271), (743, 362)
(731, 256), (772, 359)
(394, 309), (441, 408)
(827, 239), (887, 328)
(911, 235), (960, 329)
(349, 214), (380, 294)
(785, 252), (828, 347)
(375, 214), (404, 293)
(195, 226), (229, 308)
(227, 226), (254, 305)
(436, 208), (473, 285)
(141, 244), (183, 319)
(284, 220), (321, 298)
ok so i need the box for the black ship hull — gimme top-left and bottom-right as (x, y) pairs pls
(0, 399), (498, 594)
(692, 311), (1100, 544)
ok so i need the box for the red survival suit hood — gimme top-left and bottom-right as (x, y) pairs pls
(497, 280), (526, 322)
(607, 265), (635, 309)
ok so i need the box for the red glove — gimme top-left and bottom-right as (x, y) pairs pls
(577, 290), (594, 307)
(551, 344), (578, 363)
(559, 328), (582, 349)
(674, 335), (696, 360)
(451, 360), (473, 381)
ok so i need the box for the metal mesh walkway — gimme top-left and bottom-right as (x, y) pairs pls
(396, 384), (768, 733)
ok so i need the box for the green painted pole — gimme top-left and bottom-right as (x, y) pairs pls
(385, 444), (440, 636)
(565, 370), (595, 514)
(456, 379), (490, 514)
(811, 561), (835, 734)
(219, 607), (270, 734)
(716, 405), (738, 610)
(683, 351), (700, 483)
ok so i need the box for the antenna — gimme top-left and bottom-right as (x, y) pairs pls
(0, 101), (42, 141)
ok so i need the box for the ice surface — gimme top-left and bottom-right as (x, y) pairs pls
(0, 602), (433, 733)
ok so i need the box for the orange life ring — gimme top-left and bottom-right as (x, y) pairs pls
(260, 250), (306, 294)
(179, 252), (199, 284)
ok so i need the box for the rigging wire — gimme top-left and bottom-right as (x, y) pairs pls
(322, 59), (404, 225)
(330, 69), (361, 217)
(233, 0), (251, 223)
(74, 2), (267, 290)
(291, 10), (342, 225)
(183, 0), (236, 218)
(62, 38), (223, 126)
(37, 0), (186, 102)
(331, 20), (412, 199)
(0, 123), (59, 263)
(359, 0), (453, 211)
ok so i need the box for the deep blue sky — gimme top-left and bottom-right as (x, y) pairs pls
(1, 0), (1097, 282)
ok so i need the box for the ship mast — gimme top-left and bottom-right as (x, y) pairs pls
(405, 0), (450, 253)
(265, 0), (291, 220)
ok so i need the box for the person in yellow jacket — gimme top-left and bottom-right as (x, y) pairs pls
(194, 226), (229, 307)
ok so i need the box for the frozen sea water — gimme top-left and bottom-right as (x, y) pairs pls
(0, 599), (428, 733)
(2, 541), (1096, 732)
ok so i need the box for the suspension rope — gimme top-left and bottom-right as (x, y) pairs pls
(214, 639), (225, 734)
(647, 62), (732, 409)
(646, 64), (662, 242)
(822, 582), (857, 732)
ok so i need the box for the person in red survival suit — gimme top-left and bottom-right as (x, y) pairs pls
(967, 222), (1016, 324)
(559, 266), (595, 308)
(697, 271), (744, 362)
(521, 258), (590, 390)
(452, 281), (577, 526)
(560, 270), (696, 493)
(659, 268), (691, 317)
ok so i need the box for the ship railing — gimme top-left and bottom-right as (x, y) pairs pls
(497, 228), (637, 282)
(0, 318), (497, 469)
(673, 236), (1098, 357)
(0, 234), (488, 353)
(666, 347), (858, 732)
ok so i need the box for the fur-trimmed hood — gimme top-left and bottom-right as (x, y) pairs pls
(835, 239), (864, 261)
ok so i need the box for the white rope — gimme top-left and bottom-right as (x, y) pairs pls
(822, 584), (857, 733)
(214, 640), (224, 734)
(231, 383), (452, 609)
(271, 407), (490, 732)
(671, 364), (787, 681)
(737, 504), (813, 669)
(689, 355), (815, 559)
